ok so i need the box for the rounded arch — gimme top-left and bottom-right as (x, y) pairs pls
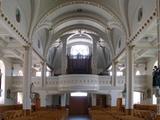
(108, 21), (127, 42)
(37, 1), (120, 26)
(32, 1), (126, 61)
(0, 60), (5, 104)
(45, 24), (114, 60)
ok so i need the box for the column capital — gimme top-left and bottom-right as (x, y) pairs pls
(105, 27), (112, 32)
(126, 45), (135, 49)
(23, 45), (31, 50)
(112, 60), (118, 65)
(40, 61), (47, 65)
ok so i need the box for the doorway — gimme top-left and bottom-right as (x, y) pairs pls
(69, 96), (88, 115)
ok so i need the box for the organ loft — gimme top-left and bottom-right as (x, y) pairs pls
(0, 0), (159, 120)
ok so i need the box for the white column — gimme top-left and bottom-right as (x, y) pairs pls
(40, 91), (47, 107)
(92, 39), (98, 74)
(61, 94), (66, 107)
(125, 46), (134, 110)
(91, 94), (97, 106)
(61, 39), (67, 74)
(41, 62), (47, 88)
(23, 46), (32, 110)
(112, 61), (116, 86)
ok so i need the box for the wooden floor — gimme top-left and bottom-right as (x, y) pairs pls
(67, 115), (90, 120)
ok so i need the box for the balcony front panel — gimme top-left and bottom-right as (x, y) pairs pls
(11, 75), (149, 93)
(58, 74), (99, 91)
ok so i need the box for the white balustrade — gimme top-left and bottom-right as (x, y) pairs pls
(99, 76), (112, 87)
(32, 77), (42, 88)
(58, 74), (99, 91)
(11, 75), (148, 92)
(46, 76), (59, 89)
(116, 76), (125, 86)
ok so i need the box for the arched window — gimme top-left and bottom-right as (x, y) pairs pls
(17, 92), (23, 104)
(136, 70), (141, 76)
(133, 91), (141, 104)
(36, 71), (41, 77)
(117, 71), (123, 76)
(152, 94), (157, 104)
(18, 70), (23, 76)
(154, 61), (158, 67)
(70, 45), (89, 56)
(0, 60), (5, 103)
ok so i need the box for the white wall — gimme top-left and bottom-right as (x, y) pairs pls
(32, 28), (49, 57)
(12, 64), (23, 76)
(128, 0), (156, 35)
(2, 0), (32, 39)
(110, 91), (122, 106)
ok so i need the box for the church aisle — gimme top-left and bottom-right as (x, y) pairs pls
(67, 115), (90, 120)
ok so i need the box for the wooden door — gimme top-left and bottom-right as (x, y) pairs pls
(69, 96), (88, 115)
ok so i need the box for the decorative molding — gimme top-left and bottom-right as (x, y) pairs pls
(0, 9), (29, 46)
(127, 9), (157, 45)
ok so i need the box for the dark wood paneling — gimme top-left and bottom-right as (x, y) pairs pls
(134, 104), (157, 112)
(96, 95), (106, 107)
(69, 96), (88, 115)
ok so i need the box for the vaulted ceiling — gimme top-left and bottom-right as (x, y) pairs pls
(0, 0), (158, 72)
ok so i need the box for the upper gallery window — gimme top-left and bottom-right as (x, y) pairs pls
(70, 45), (89, 56)
(16, 8), (21, 23)
(138, 7), (143, 22)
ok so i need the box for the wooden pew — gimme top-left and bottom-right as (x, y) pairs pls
(2, 107), (68, 120)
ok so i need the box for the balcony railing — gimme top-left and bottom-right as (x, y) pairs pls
(11, 75), (148, 92)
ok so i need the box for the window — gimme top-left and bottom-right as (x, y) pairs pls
(154, 61), (158, 67)
(70, 45), (89, 56)
(153, 94), (157, 104)
(18, 70), (23, 76)
(38, 40), (40, 49)
(36, 71), (41, 77)
(70, 92), (88, 97)
(0, 60), (5, 103)
(16, 8), (21, 23)
(17, 92), (23, 104)
(133, 91), (141, 104)
(138, 7), (143, 22)
(117, 71), (123, 76)
(136, 70), (141, 76)
(46, 71), (50, 77)
(118, 39), (121, 48)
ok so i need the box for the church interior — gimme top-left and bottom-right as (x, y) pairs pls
(0, 0), (160, 120)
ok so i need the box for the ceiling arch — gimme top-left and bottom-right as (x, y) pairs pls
(46, 24), (114, 61)
(31, 0), (127, 64)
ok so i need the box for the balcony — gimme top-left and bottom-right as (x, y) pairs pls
(11, 75), (148, 93)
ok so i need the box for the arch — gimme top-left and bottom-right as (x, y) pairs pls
(32, 1), (127, 61)
(46, 24), (114, 60)
(37, 1), (120, 26)
(0, 60), (5, 104)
